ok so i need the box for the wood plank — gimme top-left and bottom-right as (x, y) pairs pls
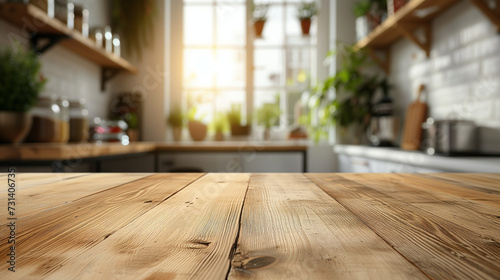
(307, 173), (500, 280)
(0, 173), (92, 192)
(341, 173), (500, 244)
(228, 173), (427, 279)
(44, 173), (250, 280)
(394, 173), (500, 208)
(0, 173), (152, 221)
(420, 173), (500, 195)
(0, 173), (203, 279)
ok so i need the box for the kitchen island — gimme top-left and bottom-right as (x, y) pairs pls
(1, 173), (499, 279)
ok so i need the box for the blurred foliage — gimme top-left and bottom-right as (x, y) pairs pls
(0, 45), (46, 112)
(167, 109), (184, 127)
(297, 1), (318, 20)
(111, 0), (157, 58)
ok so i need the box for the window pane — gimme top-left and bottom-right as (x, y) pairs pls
(215, 49), (245, 88)
(215, 90), (245, 113)
(184, 6), (213, 45)
(286, 48), (311, 88)
(184, 49), (215, 88)
(254, 5), (283, 46)
(185, 90), (214, 123)
(286, 90), (303, 125)
(184, 0), (213, 4)
(216, 5), (245, 46)
(254, 48), (282, 87)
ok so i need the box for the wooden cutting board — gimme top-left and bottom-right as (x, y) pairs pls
(401, 84), (427, 150)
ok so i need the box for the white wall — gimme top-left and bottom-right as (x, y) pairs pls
(390, 0), (500, 153)
(110, 0), (167, 141)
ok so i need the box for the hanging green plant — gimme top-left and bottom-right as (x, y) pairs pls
(111, 0), (157, 58)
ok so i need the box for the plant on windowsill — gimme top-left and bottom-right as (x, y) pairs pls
(354, 0), (388, 41)
(256, 101), (281, 141)
(211, 112), (229, 141)
(297, 1), (318, 36)
(187, 107), (207, 141)
(0, 45), (46, 144)
(252, 4), (268, 38)
(227, 103), (250, 136)
(167, 109), (184, 141)
(307, 42), (381, 145)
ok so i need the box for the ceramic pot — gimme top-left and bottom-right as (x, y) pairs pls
(172, 126), (182, 141)
(215, 131), (224, 141)
(254, 20), (265, 37)
(230, 123), (250, 136)
(188, 121), (207, 141)
(0, 111), (33, 144)
(300, 18), (311, 35)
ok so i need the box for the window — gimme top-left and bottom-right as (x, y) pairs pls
(181, 0), (320, 127)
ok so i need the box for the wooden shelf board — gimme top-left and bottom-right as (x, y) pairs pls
(356, 0), (459, 50)
(0, 3), (137, 74)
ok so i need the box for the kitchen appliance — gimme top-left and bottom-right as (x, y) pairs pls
(422, 118), (478, 156)
(368, 87), (399, 147)
(401, 84), (427, 150)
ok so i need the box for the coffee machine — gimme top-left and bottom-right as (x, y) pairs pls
(368, 84), (399, 147)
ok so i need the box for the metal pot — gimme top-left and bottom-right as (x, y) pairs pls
(422, 118), (478, 155)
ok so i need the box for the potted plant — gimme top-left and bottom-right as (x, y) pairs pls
(211, 112), (229, 141)
(252, 4), (268, 38)
(227, 103), (250, 136)
(297, 1), (318, 36)
(0, 46), (46, 144)
(312, 42), (380, 144)
(354, 0), (387, 41)
(256, 102), (281, 140)
(167, 109), (184, 141)
(124, 112), (139, 141)
(187, 107), (207, 141)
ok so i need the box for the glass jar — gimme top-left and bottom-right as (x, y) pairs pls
(69, 98), (89, 142)
(57, 96), (70, 143)
(25, 95), (61, 143)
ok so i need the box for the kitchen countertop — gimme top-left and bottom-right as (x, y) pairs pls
(1, 173), (499, 279)
(0, 141), (308, 161)
(334, 144), (500, 173)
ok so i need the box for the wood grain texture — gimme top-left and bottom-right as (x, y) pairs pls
(0, 173), (151, 221)
(45, 173), (250, 280)
(0, 173), (202, 279)
(307, 173), (500, 280)
(340, 174), (500, 241)
(0, 173), (91, 192)
(228, 173), (427, 280)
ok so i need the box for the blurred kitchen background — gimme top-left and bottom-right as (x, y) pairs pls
(0, 0), (500, 173)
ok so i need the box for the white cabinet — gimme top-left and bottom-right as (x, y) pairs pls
(338, 154), (444, 173)
(158, 152), (303, 173)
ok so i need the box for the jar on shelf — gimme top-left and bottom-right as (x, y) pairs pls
(69, 98), (89, 142)
(25, 95), (61, 143)
(57, 96), (70, 143)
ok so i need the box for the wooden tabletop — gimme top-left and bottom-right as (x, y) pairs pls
(0, 141), (308, 161)
(1, 173), (499, 279)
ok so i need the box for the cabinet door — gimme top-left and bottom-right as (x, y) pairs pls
(158, 152), (242, 172)
(242, 152), (303, 173)
(100, 154), (155, 172)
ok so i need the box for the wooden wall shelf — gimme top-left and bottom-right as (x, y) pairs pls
(356, 0), (500, 73)
(0, 3), (137, 90)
